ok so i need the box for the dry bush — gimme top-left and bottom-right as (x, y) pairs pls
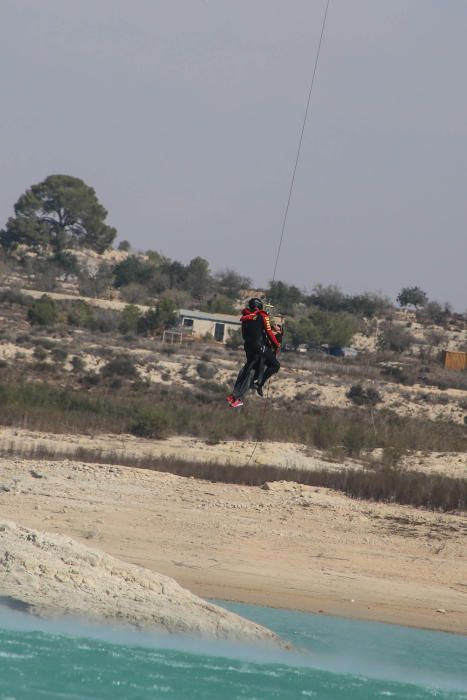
(119, 283), (152, 305)
(80, 372), (101, 388)
(71, 356), (85, 372)
(343, 422), (371, 456)
(425, 330), (447, 347)
(93, 308), (121, 333)
(378, 322), (415, 352)
(15, 333), (32, 345)
(380, 364), (420, 387)
(0, 288), (30, 306)
(130, 407), (169, 439)
(33, 346), (48, 361)
(33, 338), (55, 350)
(196, 362), (216, 379)
(0, 379), (465, 456)
(1, 442), (464, 512)
(346, 384), (382, 406)
(423, 367), (467, 392)
(101, 355), (138, 379)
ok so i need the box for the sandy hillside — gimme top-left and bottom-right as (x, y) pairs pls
(0, 426), (358, 472)
(1, 427), (465, 478)
(0, 455), (465, 634)
(2, 333), (466, 425)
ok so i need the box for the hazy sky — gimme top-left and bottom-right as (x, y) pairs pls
(1, 1), (466, 308)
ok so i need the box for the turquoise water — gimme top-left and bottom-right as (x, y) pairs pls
(0, 602), (466, 699)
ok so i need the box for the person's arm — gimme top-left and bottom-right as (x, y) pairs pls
(260, 311), (281, 348)
(273, 325), (283, 346)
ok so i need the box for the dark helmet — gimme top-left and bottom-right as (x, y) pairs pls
(248, 297), (263, 311)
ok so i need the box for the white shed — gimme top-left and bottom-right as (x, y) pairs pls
(177, 309), (241, 343)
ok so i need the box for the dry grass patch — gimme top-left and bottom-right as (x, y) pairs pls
(1, 442), (464, 513)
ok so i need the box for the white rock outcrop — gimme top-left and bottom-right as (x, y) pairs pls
(0, 521), (285, 646)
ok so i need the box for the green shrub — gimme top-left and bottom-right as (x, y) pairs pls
(66, 300), (96, 328)
(311, 414), (337, 449)
(27, 295), (59, 326)
(137, 307), (160, 336)
(343, 422), (369, 456)
(130, 408), (169, 439)
(267, 280), (304, 313)
(119, 304), (142, 334)
(137, 299), (176, 336)
(101, 355), (138, 379)
(397, 286), (428, 309)
(52, 251), (79, 276)
(113, 256), (155, 288)
(202, 295), (236, 314)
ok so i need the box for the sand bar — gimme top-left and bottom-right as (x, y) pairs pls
(0, 454), (465, 634)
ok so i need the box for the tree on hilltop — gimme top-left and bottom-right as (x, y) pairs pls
(267, 280), (304, 313)
(0, 175), (116, 254)
(184, 257), (212, 300)
(215, 269), (251, 299)
(397, 286), (428, 309)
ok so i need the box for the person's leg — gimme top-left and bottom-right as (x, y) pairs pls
(229, 345), (260, 401)
(253, 352), (266, 387)
(257, 347), (280, 387)
(231, 362), (252, 399)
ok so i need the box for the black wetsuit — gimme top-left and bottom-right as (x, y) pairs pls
(231, 309), (281, 400)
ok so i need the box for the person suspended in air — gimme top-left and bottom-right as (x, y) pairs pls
(226, 298), (282, 408)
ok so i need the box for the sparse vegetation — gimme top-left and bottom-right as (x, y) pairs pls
(101, 355), (138, 379)
(33, 346), (48, 361)
(0, 219), (466, 523)
(378, 322), (415, 352)
(0, 379), (464, 458)
(196, 362), (216, 380)
(346, 384), (382, 407)
(0, 441), (464, 513)
(130, 407), (169, 439)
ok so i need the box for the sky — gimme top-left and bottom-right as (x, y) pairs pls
(1, 0), (466, 309)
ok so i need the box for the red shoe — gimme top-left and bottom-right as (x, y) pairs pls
(226, 394), (234, 405)
(229, 398), (244, 408)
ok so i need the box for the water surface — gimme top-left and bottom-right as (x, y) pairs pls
(0, 602), (466, 699)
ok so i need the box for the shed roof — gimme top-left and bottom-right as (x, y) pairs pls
(178, 309), (241, 325)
